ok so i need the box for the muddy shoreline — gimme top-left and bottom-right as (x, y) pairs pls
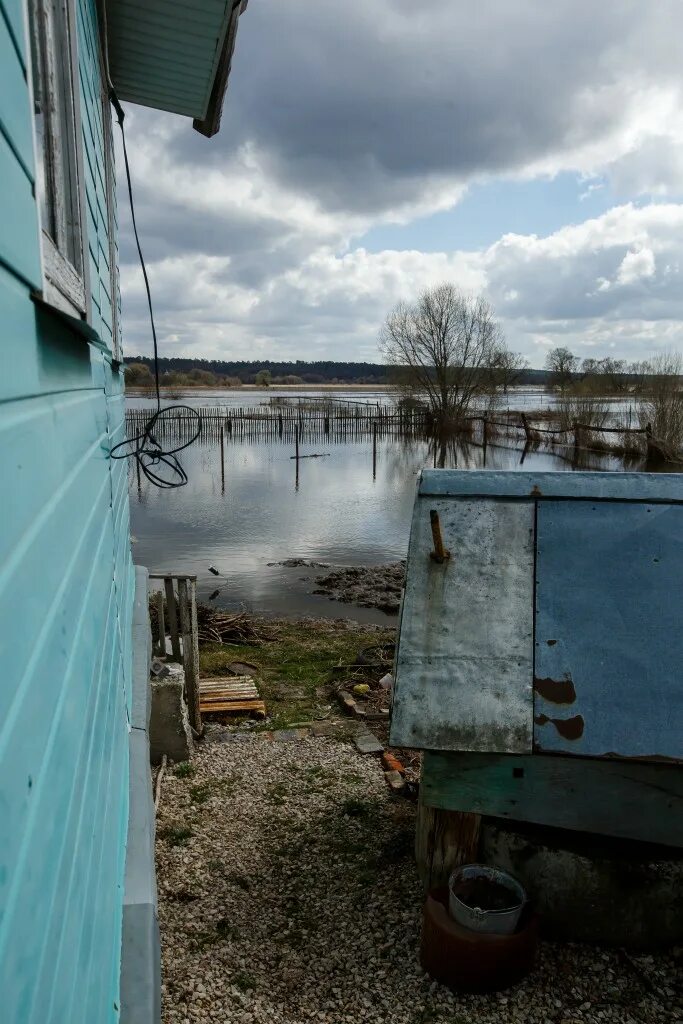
(270, 559), (406, 614)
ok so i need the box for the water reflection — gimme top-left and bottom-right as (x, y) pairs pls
(129, 426), (632, 622)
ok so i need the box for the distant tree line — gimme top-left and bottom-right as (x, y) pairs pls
(125, 355), (556, 389)
(124, 357), (392, 387)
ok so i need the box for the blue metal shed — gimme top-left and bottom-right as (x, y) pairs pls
(391, 470), (683, 848)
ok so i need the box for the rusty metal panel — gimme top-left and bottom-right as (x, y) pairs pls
(390, 496), (535, 753)
(535, 501), (683, 761)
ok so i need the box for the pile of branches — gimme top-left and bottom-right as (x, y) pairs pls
(197, 605), (278, 646)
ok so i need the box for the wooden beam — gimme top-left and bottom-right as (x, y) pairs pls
(177, 579), (202, 735)
(421, 751), (683, 849)
(164, 578), (181, 661)
(155, 589), (165, 656)
(415, 787), (480, 890)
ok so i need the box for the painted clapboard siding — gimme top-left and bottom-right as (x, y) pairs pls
(0, 0), (133, 1021)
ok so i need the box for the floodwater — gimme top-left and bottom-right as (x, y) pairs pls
(128, 388), (636, 623)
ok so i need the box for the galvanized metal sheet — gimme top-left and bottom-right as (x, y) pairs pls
(535, 501), (683, 761)
(390, 496), (535, 753)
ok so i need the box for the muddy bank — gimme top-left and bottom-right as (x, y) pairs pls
(313, 561), (406, 614)
(269, 558), (406, 614)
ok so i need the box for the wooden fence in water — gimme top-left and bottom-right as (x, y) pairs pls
(125, 403), (674, 462)
(125, 402), (432, 443)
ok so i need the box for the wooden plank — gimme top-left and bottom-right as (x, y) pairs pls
(188, 578), (202, 734)
(421, 751), (683, 848)
(0, 129), (41, 289)
(0, 13), (34, 178)
(177, 578), (201, 733)
(200, 700), (266, 716)
(163, 578), (181, 661)
(155, 590), (165, 657)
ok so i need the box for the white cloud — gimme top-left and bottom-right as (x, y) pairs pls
(615, 248), (656, 286)
(120, 201), (683, 364)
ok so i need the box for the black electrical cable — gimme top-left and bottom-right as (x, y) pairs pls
(108, 88), (200, 487)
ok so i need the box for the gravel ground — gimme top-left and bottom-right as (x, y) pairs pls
(156, 732), (682, 1024)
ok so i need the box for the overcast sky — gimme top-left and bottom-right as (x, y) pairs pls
(116, 0), (683, 368)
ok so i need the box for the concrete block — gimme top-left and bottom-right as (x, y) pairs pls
(481, 821), (683, 949)
(354, 730), (384, 755)
(149, 665), (193, 765)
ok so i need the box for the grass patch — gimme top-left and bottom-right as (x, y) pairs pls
(159, 824), (194, 847)
(173, 761), (194, 779)
(199, 619), (394, 726)
(339, 796), (381, 819)
(266, 781), (290, 806)
(231, 970), (257, 992)
(189, 783), (212, 805)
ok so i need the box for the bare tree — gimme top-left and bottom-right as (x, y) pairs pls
(489, 347), (529, 394)
(638, 352), (683, 450)
(379, 284), (507, 431)
(545, 346), (578, 391)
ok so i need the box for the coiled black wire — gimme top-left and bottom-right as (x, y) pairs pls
(108, 89), (200, 487)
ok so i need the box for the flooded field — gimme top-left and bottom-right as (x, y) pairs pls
(128, 389), (643, 621)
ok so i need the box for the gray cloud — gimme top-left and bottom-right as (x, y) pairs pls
(116, 0), (683, 363)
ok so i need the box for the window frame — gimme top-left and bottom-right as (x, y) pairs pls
(28, 0), (90, 320)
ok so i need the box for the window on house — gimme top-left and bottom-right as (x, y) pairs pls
(28, 0), (87, 317)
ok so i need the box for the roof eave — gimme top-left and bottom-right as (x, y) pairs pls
(193, 0), (246, 138)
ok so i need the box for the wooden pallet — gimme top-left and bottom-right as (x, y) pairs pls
(199, 676), (266, 718)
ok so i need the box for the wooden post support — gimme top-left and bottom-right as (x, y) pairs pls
(295, 424), (300, 461)
(372, 420), (377, 480)
(573, 420), (581, 458)
(189, 578), (202, 735)
(429, 509), (450, 563)
(482, 416), (488, 449)
(415, 790), (481, 890)
(164, 577), (181, 661)
(220, 426), (225, 491)
(177, 578), (202, 735)
(155, 589), (165, 656)
(520, 412), (532, 444)
(278, 413), (283, 438)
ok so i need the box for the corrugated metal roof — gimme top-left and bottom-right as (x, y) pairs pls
(106, 0), (247, 135)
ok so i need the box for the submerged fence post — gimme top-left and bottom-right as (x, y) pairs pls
(372, 421), (377, 480)
(220, 426), (225, 492)
(295, 424), (300, 461)
(520, 412), (532, 445)
(573, 421), (581, 459)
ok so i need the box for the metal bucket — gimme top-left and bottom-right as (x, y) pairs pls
(448, 864), (527, 935)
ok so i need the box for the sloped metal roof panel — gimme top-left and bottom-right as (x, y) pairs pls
(106, 0), (247, 134)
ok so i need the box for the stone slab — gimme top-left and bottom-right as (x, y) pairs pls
(354, 731), (384, 755)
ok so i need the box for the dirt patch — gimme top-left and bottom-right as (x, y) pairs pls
(312, 561), (406, 614)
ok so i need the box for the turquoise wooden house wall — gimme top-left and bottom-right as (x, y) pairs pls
(0, 0), (134, 1019)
